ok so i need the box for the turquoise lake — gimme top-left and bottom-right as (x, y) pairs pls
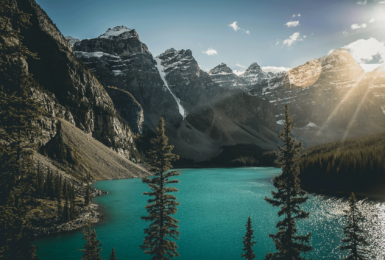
(34, 167), (358, 259)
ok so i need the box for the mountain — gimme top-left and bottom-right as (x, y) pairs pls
(250, 49), (385, 146)
(8, 0), (147, 175)
(65, 36), (79, 47)
(239, 62), (269, 88)
(71, 27), (278, 161)
(209, 63), (243, 89)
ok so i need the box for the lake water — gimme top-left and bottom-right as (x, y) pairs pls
(34, 167), (383, 259)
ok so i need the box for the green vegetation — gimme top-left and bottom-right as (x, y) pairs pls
(78, 222), (103, 260)
(340, 193), (368, 259)
(109, 247), (118, 260)
(265, 104), (313, 259)
(141, 118), (181, 260)
(241, 216), (257, 260)
(300, 131), (385, 195)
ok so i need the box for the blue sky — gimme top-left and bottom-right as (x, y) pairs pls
(36, 0), (385, 73)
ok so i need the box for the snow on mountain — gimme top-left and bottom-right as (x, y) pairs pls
(65, 36), (79, 47)
(98, 25), (133, 39)
(209, 63), (242, 89)
(154, 57), (186, 118)
(360, 64), (383, 72)
(262, 66), (291, 74)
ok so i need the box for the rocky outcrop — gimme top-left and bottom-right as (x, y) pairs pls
(209, 63), (243, 89)
(249, 49), (385, 146)
(65, 36), (79, 48)
(73, 26), (182, 132)
(15, 0), (137, 157)
(239, 62), (269, 88)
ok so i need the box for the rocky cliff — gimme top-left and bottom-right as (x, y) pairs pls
(249, 49), (385, 146)
(71, 29), (278, 161)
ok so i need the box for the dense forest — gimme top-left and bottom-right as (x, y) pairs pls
(299, 131), (385, 196)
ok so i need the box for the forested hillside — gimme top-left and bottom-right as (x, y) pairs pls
(300, 131), (385, 196)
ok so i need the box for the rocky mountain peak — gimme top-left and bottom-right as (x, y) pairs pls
(98, 25), (138, 39)
(208, 63), (233, 75)
(65, 36), (80, 47)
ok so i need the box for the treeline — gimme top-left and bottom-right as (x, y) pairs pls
(300, 131), (385, 194)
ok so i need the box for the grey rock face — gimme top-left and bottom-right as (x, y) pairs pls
(16, 0), (137, 157)
(239, 62), (268, 88)
(249, 49), (385, 146)
(65, 36), (79, 48)
(209, 63), (244, 89)
(73, 26), (182, 132)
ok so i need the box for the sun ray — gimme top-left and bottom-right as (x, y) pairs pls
(341, 84), (371, 141)
(316, 74), (366, 136)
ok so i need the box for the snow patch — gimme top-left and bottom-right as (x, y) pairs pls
(154, 57), (186, 119)
(99, 26), (132, 39)
(277, 120), (284, 125)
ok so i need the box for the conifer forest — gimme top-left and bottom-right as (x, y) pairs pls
(2, 0), (385, 259)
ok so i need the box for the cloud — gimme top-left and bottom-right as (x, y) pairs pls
(343, 37), (385, 64)
(357, 0), (367, 4)
(202, 48), (218, 56)
(235, 62), (246, 68)
(369, 18), (375, 23)
(351, 23), (367, 29)
(262, 66), (291, 74)
(292, 14), (296, 17)
(343, 30), (348, 35)
(298, 14), (301, 17)
(285, 21), (300, 27)
(379, 1), (385, 3)
(276, 40), (280, 45)
(229, 21), (240, 31)
(228, 21), (250, 35)
(233, 70), (245, 76)
(283, 32), (304, 47)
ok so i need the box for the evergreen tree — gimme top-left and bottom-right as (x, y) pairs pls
(78, 222), (103, 260)
(264, 104), (313, 260)
(140, 118), (181, 260)
(85, 187), (90, 206)
(0, 2), (47, 259)
(242, 216), (257, 260)
(340, 193), (368, 259)
(110, 247), (118, 260)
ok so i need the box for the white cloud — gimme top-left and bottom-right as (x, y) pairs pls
(276, 40), (280, 45)
(235, 62), (246, 68)
(360, 64), (382, 72)
(343, 30), (348, 35)
(262, 66), (291, 74)
(328, 49), (335, 55)
(351, 23), (367, 29)
(343, 37), (385, 64)
(283, 32), (304, 47)
(202, 48), (218, 56)
(228, 21), (250, 35)
(298, 14), (301, 17)
(292, 14), (296, 17)
(357, 0), (367, 4)
(285, 21), (300, 27)
(229, 21), (240, 31)
(369, 18), (375, 23)
(379, 1), (385, 3)
(303, 35), (307, 38)
(233, 70), (245, 76)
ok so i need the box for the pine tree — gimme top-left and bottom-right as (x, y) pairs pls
(242, 216), (257, 260)
(340, 193), (368, 260)
(110, 247), (118, 260)
(78, 222), (103, 260)
(0, 2), (47, 259)
(85, 187), (91, 206)
(140, 117), (181, 260)
(264, 104), (313, 260)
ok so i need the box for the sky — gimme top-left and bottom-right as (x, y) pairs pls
(35, 0), (385, 73)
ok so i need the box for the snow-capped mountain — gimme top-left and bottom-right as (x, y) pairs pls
(64, 36), (79, 47)
(68, 27), (278, 160)
(209, 63), (243, 89)
(208, 62), (271, 89)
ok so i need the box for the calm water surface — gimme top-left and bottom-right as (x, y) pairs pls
(34, 167), (377, 259)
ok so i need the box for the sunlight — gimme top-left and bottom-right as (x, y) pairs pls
(341, 82), (371, 141)
(316, 74), (366, 136)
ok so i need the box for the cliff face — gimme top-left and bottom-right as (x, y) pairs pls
(250, 49), (385, 146)
(14, 0), (137, 157)
(73, 26), (182, 132)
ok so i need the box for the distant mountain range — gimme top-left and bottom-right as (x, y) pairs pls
(67, 25), (385, 160)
